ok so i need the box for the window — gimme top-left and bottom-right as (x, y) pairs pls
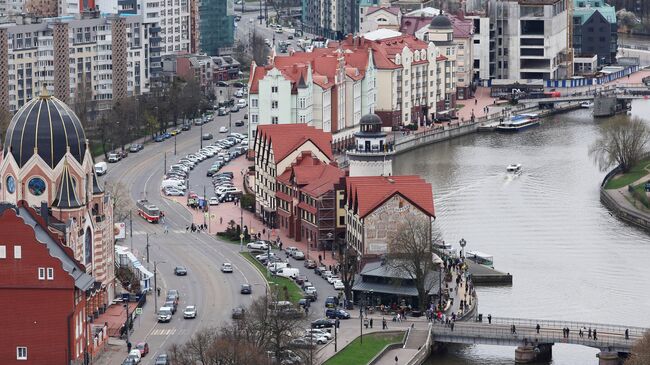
(271, 86), (278, 93)
(339, 216), (345, 225)
(251, 98), (258, 107)
(38, 268), (45, 280)
(251, 114), (258, 124)
(17, 347), (27, 360)
(14, 245), (21, 259)
(47, 268), (54, 280)
(271, 116), (278, 124)
(271, 101), (278, 109)
(0, 245), (4, 258)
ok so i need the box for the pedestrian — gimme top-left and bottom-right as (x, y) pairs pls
(474, 99), (478, 105)
(164, 225), (169, 234)
(279, 241), (283, 251)
(588, 327), (592, 339)
(579, 328), (583, 338)
(450, 322), (454, 331)
(394, 356), (398, 365)
(536, 324), (540, 334)
(511, 325), (516, 334)
(156, 287), (161, 296)
(566, 327), (570, 338)
(487, 314), (492, 324)
(593, 329), (597, 340)
(625, 329), (629, 340)
(220, 217), (223, 225)
(305, 307), (309, 315)
(127, 342), (132, 353)
(186, 225), (189, 232)
(370, 318), (373, 328)
(382, 318), (387, 329)
(318, 254), (322, 262)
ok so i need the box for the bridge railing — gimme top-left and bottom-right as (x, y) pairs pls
(430, 321), (641, 350)
(473, 316), (648, 338)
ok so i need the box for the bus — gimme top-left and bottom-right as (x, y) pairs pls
(136, 199), (161, 223)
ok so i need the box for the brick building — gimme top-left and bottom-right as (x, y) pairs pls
(0, 203), (96, 364)
(276, 153), (345, 252)
(253, 124), (333, 228)
(343, 175), (435, 258)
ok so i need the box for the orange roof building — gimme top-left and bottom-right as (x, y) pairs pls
(343, 175), (435, 257)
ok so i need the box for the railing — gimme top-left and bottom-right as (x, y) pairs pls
(406, 323), (433, 365)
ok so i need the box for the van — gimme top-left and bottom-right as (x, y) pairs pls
(268, 262), (288, 273)
(237, 99), (247, 108)
(94, 162), (108, 175)
(107, 153), (120, 163)
(276, 267), (300, 279)
(161, 179), (186, 190)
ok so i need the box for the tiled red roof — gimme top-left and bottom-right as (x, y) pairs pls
(257, 124), (333, 164)
(248, 63), (310, 95)
(345, 176), (435, 218)
(338, 34), (428, 70)
(399, 14), (473, 38)
(277, 155), (345, 197)
(248, 65), (267, 93)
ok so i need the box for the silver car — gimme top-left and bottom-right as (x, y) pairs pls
(183, 305), (197, 319)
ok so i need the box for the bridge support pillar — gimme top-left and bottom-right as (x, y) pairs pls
(597, 351), (623, 365)
(515, 346), (536, 363)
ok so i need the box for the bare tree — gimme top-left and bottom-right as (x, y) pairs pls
(338, 243), (358, 301)
(386, 216), (439, 310)
(105, 182), (131, 222)
(625, 331), (650, 365)
(0, 108), (13, 143)
(589, 117), (650, 173)
(251, 31), (270, 66)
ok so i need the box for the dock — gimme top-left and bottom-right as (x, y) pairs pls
(466, 260), (512, 285)
(477, 121), (500, 132)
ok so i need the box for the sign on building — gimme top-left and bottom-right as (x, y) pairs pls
(114, 222), (126, 239)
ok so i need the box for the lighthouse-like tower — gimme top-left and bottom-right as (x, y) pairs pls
(347, 113), (395, 177)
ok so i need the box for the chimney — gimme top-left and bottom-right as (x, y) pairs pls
(40, 201), (49, 226)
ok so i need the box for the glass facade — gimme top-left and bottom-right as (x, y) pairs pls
(199, 0), (234, 56)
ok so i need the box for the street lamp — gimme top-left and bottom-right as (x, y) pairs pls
(359, 292), (366, 345)
(459, 238), (467, 259)
(307, 236), (311, 260)
(153, 260), (166, 313)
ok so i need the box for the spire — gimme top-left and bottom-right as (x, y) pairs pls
(91, 168), (103, 195)
(53, 161), (82, 209)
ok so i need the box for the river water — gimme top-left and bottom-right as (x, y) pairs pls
(394, 100), (650, 365)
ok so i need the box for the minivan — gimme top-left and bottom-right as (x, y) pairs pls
(94, 162), (108, 175)
(107, 153), (120, 163)
(276, 267), (300, 279)
(268, 262), (288, 273)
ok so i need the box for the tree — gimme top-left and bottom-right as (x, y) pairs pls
(617, 9), (640, 30)
(386, 216), (439, 310)
(338, 241), (358, 301)
(105, 182), (131, 222)
(251, 31), (270, 66)
(233, 41), (253, 72)
(0, 108), (13, 143)
(625, 331), (650, 365)
(590, 117), (650, 173)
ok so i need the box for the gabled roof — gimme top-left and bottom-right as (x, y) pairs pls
(277, 155), (345, 197)
(346, 175), (435, 218)
(337, 34), (429, 70)
(366, 6), (401, 16)
(53, 162), (82, 209)
(257, 124), (333, 164)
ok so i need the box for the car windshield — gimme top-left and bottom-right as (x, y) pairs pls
(160, 309), (171, 315)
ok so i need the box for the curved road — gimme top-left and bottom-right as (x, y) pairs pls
(99, 108), (266, 363)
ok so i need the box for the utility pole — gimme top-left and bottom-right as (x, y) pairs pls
(203, 185), (207, 227)
(146, 233), (150, 263)
(164, 151), (167, 175)
(129, 210), (133, 251)
(154, 260), (166, 313)
(259, 0), (263, 24)
(240, 199), (244, 252)
(200, 122), (203, 148)
(124, 301), (130, 347)
(174, 134), (177, 155)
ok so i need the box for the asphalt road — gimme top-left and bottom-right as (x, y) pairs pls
(235, 8), (306, 55)
(99, 106), (267, 364)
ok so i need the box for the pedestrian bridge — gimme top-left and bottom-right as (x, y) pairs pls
(430, 317), (648, 364)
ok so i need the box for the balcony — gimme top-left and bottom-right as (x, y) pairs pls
(149, 26), (162, 33)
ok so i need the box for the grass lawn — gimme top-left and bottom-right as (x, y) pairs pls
(605, 159), (650, 189)
(323, 332), (404, 365)
(240, 252), (303, 304)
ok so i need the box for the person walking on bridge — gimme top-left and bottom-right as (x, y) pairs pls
(625, 329), (629, 340)
(487, 314), (492, 324)
(511, 325), (517, 334)
(588, 327), (592, 339)
(536, 324), (540, 334)
(593, 329), (597, 340)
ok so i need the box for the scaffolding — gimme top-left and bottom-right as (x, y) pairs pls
(316, 190), (336, 252)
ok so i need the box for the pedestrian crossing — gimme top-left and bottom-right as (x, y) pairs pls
(150, 328), (185, 336)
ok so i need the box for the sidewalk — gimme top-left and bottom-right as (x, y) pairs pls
(164, 154), (339, 268)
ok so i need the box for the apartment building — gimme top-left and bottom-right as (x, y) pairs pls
(199, 0), (234, 55)
(573, 0), (617, 66)
(248, 47), (376, 150)
(0, 13), (148, 111)
(301, 0), (358, 39)
(489, 0), (571, 80)
(253, 124), (333, 228)
(359, 6), (401, 34)
(338, 31), (453, 128)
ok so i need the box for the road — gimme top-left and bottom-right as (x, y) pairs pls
(235, 7), (308, 55)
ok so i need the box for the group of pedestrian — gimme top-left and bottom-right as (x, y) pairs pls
(562, 327), (570, 338)
(185, 223), (208, 232)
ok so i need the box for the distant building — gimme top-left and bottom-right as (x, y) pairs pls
(342, 175), (435, 258)
(391, 0), (435, 13)
(573, 0), (617, 66)
(359, 6), (402, 34)
(301, 0), (358, 39)
(199, 0), (235, 55)
(161, 53), (241, 88)
(253, 124), (333, 227)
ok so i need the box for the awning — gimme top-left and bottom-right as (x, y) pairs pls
(351, 280), (418, 297)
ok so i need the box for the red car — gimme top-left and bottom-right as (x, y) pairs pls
(136, 342), (149, 356)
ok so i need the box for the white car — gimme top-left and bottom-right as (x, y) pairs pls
(303, 333), (328, 345)
(107, 153), (121, 163)
(221, 263), (233, 273)
(247, 241), (269, 250)
(237, 99), (247, 108)
(209, 197), (219, 205)
(333, 280), (344, 290)
(165, 188), (185, 196)
(326, 275), (340, 284)
(305, 328), (332, 340)
(219, 126), (229, 133)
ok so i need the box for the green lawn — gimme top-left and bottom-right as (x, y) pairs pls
(240, 252), (303, 304)
(605, 159), (650, 189)
(323, 332), (404, 365)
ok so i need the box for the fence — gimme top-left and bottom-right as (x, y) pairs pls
(406, 324), (433, 365)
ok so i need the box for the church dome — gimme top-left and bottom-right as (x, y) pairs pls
(3, 94), (87, 169)
(360, 113), (382, 126)
(430, 14), (452, 29)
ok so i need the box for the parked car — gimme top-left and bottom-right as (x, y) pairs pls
(293, 251), (305, 260)
(326, 275), (340, 284)
(221, 262), (233, 273)
(135, 342), (149, 356)
(174, 266), (188, 276)
(234, 120), (245, 127)
(202, 133), (214, 140)
(324, 296), (338, 308)
(154, 354), (169, 365)
(183, 305), (197, 319)
(315, 266), (327, 275)
(289, 338), (315, 349)
(128, 350), (142, 363)
(333, 280), (345, 290)
(304, 259), (317, 269)
(107, 153), (121, 163)
(240, 283), (252, 294)
(219, 126), (229, 133)
(209, 197), (220, 205)
(164, 188), (185, 196)
(325, 308), (350, 319)
(310, 318), (336, 328)
(157, 307), (173, 322)
(247, 241), (269, 250)
(94, 162), (108, 175)
(294, 275), (308, 285)
(305, 328), (333, 340)
(303, 333), (328, 344)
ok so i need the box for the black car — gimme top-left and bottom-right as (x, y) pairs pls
(164, 300), (177, 314)
(181, 124), (191, 131)
(314, 266), (327, 275)
(232, 306), (245, 319)
(310, 318), (335, 329)
(232, 81), (245, 88)
(325, 309), (350, 319)
(240, 284), (252, 294)
(217, 81), (229, 87)
(234, 120), (245, 127)
(214, 172), (234, 178)
(174, 266), (188, 276)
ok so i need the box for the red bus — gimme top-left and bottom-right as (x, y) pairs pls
(136, 199), (160, 223)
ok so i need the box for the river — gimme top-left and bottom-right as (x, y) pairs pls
(394, 100), (650, 365)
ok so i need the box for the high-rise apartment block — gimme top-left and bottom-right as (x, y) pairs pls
(302, 0), (359, 39)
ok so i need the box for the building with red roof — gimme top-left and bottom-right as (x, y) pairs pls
(276, 154), (346, 252)
(343, 175), (435, 258)
(253, 124), (334, 227)
(247, 47), (376, 151)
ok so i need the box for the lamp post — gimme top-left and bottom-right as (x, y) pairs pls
(153, 260), (166, 313)
(459, 238), (467, 259)
(359, 292), (365, 345)
(174, 133), (177, 155)
(326, 232), (333, 259)
(200, 122), (203, 149)
(307, 236), (311, 260)
(239, 197), (244, 252)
